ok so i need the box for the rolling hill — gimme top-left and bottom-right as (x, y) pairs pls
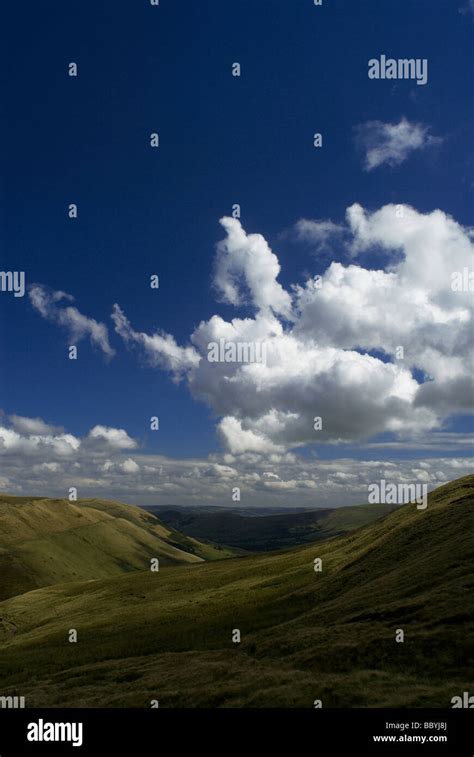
(151, 502), (396, 552)
(0, 475), (472, 707)
(0, 495), (233, 601)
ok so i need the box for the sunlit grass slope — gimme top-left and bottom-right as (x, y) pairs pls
(0, 495), (233, 600)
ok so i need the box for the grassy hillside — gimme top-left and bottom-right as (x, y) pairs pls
(152, 502), (396, 551)
(0, 476), (472, 707)
(0, 495), (233, 600)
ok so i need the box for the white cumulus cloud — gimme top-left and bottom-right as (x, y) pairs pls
(88, 425), (138, 450)
(113, 210), (473, 456)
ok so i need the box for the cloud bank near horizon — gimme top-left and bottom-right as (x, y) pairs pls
(0, 411), (471, 507)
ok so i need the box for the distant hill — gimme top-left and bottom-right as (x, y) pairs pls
(147, 504), (315, 516)
(0, 495), (234, 601)
(150, 502), (396, 552)
(0, 476), (472, 707)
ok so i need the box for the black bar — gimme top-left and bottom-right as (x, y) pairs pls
(0, 709), (472, 755)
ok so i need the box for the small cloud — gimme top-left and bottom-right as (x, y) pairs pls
(9, 414), (63, 435)
(293, 219), (344, 253)
(112, 303), (200, 381)
(203, 463), (238, 478)
(33, 462), (61, 473)
(262, 471), (280, 480)
(88, 425), (138, 450)
(121, 458), (140, 474)
(459, 0), (474, 15)
(354, 117), (441, 171)
(0, 423), (80, 457)
(29, 284), (115, 359)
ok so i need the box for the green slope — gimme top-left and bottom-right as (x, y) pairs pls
(0, 476), (472, 707)
(0, 495), (233, 600)
(153, 502), (396, 552)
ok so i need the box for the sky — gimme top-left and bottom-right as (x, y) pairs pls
(0, 0), (473, 507)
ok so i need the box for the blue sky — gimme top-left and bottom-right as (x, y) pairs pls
(0, 0), (473, 506)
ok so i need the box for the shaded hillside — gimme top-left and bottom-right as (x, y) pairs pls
(0, 476), (472, 707)
(0, 495), (233, 601)
(151, 502), (395, 552)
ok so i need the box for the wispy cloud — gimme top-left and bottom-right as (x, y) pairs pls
(29, 284), (115, 359)
(459, 0), (474, 15)
(111, 303), (200, 381)
(354, 117), (441, 171)
(293, 219), (345, 254)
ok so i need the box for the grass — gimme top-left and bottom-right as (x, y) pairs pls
(0, 495), (234, 600)
(153, 502), (396, 552)
(0, 475), (472, 707)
